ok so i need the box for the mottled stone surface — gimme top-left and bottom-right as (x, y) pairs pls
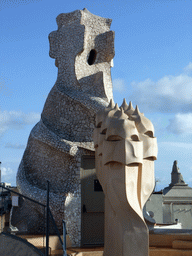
(13, 9), (114, 247)
(0, 233), (43, 256)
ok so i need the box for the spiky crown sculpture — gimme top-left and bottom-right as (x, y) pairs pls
(94, 98), (157, 164)
(93, 98), (157, 256)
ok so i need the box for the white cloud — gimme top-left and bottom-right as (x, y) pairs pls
(0, 110), (40, 136)
(131, 62), (192, 113)
(184, 62), (192, 73)
(4, 143), (25, 149)
(159, 141), (192, 149)
(167, 113), (192, 134)
(1, 166), (16, 185)
(113, 78), (126, 92)
(1, 167), (14, 178)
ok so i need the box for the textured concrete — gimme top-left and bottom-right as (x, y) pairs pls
(172, 240), (192, 249)
(68, 249), (192, 256)
(149, 233), (192, 247)
(66, 245), (192, 256)
(150, 248), (192, 256)
(93, 99), (157, 256)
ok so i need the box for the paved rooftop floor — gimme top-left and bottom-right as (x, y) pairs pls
(50, 246), (192, 256)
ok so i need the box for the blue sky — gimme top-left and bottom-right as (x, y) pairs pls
(0, 0), (192, 191)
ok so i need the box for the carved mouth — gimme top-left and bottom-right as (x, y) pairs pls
(127, 163), (140, 167)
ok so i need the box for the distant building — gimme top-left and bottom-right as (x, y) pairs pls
(145, 160), (192, 229)
(0, 186), (12, 232)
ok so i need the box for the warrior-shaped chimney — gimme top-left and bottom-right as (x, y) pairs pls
(171, 160), (185, 185)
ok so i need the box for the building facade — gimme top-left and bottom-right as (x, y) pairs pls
(145, 161), (192, 229)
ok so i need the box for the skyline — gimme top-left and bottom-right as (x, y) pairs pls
(0, 0), (192, 190)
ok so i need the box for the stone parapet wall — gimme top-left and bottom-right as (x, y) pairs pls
(0, 233), (43, 256)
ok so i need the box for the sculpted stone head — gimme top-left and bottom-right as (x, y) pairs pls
(94, 99), (157, 170)
(48, 8), (115, 100)
(129, 106), (158, 160)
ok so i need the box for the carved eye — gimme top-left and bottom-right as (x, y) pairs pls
(144, 131), (153, 138)
(96, 122), (102, 128)
(131, 135), (139, 141)
(88, 49), (97, 65)
(107, 135), (122, 141)
(101, 128), (107, 134)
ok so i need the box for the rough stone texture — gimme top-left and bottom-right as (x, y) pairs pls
(0, 233), (43, 256)
(93, 99), (157, 256)
(13, 9), (114, 247)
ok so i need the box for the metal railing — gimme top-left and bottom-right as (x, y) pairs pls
(0, 182), (65, 256)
